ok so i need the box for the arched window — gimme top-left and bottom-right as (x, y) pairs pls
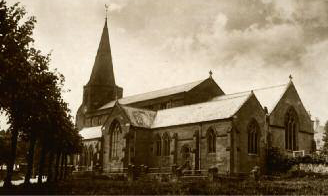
(82, 146), (87, 166)
(163, 133), (170, 156)
(285, 107), (298, 151)
(180, 144), (192, 169)
(109, 120), (121, 159)
(88, 145), (94, 166)
(155, 134), (162, 156)
(248, 120), (260, 154)
(207, 128), (216, 153)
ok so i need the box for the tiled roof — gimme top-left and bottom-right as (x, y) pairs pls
(151, 92), (252, 128)
(79, 126), (102, 140)
(212, 83), (289, 114)
(121, 106), (156, 128)
(99, 79), (205, 110)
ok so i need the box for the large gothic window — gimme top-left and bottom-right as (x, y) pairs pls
(285, 107), (298, 151)
(248, 120), (259, 154)
(109, 121), (121, 159)
(207, 128), (216, 153)
(163, 133), (170, 156)
(155, 134), (162, 156)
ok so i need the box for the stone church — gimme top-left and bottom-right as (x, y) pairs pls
(74, 19), (315, 175)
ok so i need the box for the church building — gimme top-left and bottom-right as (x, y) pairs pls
(75, 18), (315, 175)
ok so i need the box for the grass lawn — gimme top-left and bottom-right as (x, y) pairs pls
(1, 175), (328, 195)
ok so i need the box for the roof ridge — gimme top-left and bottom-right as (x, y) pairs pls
(213, 92), (252, 101)
(99, 79), (206, 109)
(122, 79), (205, 98)
(229, 83), (288, 95)
(156, 92), (251, 113)
(121, 104), (156, 112)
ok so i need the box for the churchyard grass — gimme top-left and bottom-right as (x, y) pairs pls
(1, 174), (328, 195)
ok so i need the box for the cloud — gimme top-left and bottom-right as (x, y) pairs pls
(108, 0), (326, 69)
(8, 0), (328, 123)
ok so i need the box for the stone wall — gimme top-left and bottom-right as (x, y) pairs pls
(102, 108), (130, 173)
(270, 83), (314, 154)
(233, 94), (267, 174)
(146, 120), (232, 174)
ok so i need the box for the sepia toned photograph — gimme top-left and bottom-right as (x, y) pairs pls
(0, 0), (327, 195)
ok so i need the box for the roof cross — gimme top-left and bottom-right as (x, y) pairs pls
(289, 74), (293, 81)
(209, 70), (213, 78)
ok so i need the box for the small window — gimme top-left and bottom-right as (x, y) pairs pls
(160, 103), (167, 110)
(207, 128), (216, 153)
(248, 120), (259, 154)
(166, 101), (172, 109)
(155, 134), (162, 156)
(163, 133), (170, 156)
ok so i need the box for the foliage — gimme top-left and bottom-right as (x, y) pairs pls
(267, 147), (327, 174)
(0, 0), (82, 186)
(0, 130), (10, 166)
(322, 121), (328, 155)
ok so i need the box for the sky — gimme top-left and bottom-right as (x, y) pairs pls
(2, 0), (328, 128)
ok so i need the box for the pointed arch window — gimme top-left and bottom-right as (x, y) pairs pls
(83, 146), (88, 166)
(109, 120), (121, 159)
(163, 133), (170, 156)
(207, 128), (216, 153)
(155, 134), (162, 156)
(285, 107), (298, 151)
(248, 120), (260, 154)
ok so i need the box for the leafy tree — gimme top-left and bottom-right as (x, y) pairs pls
(0, 0), (38, 187)
(0, 130), (11, 167)
(321, 120), (328, 155)
(0, 1), (82, 186)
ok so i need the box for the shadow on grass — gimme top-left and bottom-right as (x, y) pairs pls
(2, 175), (328, 195)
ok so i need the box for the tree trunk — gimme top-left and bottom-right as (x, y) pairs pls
(24, 133), (37, 185)
(54, 152), (61, 182)
(37, 143), (47, 184)
(47, 150), (55, 183)
(59, 153), (65, 180)
(4, 129), (19, 187)
(63, 154), (68, 180)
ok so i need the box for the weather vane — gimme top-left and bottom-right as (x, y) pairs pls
(105, 4), (109, 19)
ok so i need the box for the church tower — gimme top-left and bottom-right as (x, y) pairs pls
(76, 18), (123, 129)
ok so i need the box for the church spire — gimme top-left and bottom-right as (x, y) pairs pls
(88, 15), (115, 86)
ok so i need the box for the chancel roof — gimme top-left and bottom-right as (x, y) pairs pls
(99, 79), (204, 110)
(212, 82), (290, 114)
(151, 92), (252, 128)
(79, 126), (102, 140)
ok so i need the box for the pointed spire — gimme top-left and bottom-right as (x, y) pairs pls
(88, 13), (115, 86)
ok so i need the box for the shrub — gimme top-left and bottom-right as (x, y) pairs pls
(267, 147), (327, 174)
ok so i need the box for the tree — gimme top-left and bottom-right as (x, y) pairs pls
(0, 1), (38, 187)
(321, 120), (328, 155)
(0, 1), (82, 186)
(0, 130), (10, 167)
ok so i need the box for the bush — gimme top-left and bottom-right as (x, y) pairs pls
(267, 147), (327, 174)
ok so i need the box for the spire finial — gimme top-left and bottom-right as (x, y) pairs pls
(289, 74), (293, 81)
(209, 70), (213, 78)
(105, 4), (109, 20)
